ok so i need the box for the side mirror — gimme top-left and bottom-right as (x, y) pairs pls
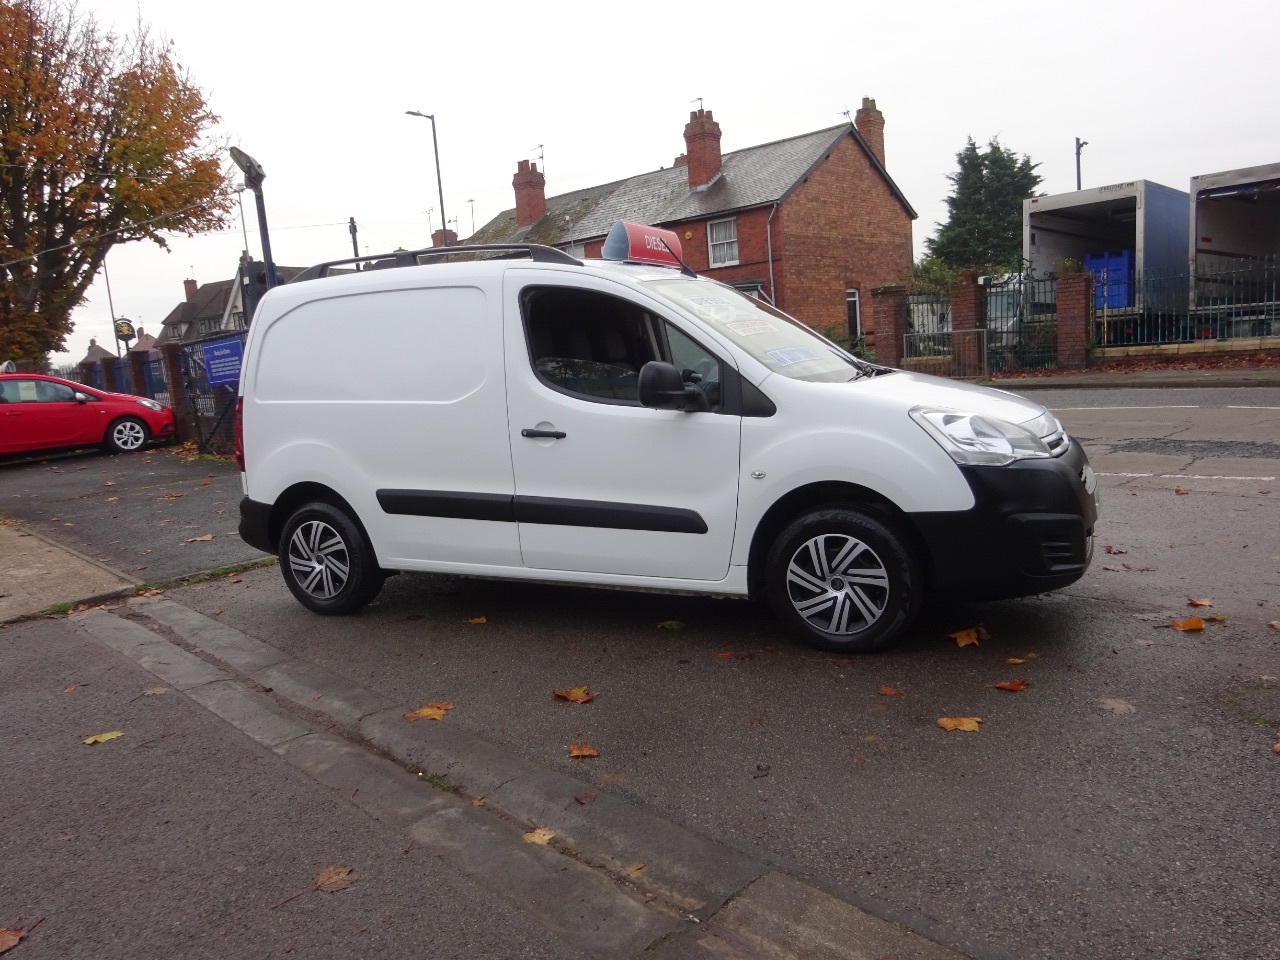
(74, 392), (89, 403)
(638, 361), (709, 412)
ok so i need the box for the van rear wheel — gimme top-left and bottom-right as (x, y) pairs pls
(765, 507), (921, 653)
(279, 501), (384, 614)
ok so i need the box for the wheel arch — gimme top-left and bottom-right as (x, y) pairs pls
(746, 481), (930, 600)
(268, 482), (376, 559)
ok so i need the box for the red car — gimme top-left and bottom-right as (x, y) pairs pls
(0, 373), (176, 456)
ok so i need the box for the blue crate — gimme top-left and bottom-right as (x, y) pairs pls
(1085, 251), (1133, 309)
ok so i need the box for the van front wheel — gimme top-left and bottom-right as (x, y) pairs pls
(279, 501), (384, 614)
(765, 507), (920, 653)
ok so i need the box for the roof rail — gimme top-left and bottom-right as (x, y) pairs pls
(290, 243), (583, 283)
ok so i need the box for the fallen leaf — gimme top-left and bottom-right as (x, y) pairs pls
(1187, 598), (1213, 607)
(471, 797), (486, 807)
(1121, 563), (1153, 572)
(1103, 545), (1128, 555)
(878, 685), (904, 697)
(574, 792), (597, 805)
(936, 717), (982, 732)
(523, 827), (555, 845)
(1174, 486), (1189, 495)
(716, 651), (735, 660)
(554, 685), (597, 704)
(1170, 616), (1205, 631)
(1267, 621), (1279, 631)
(161, 492), (183, 500)
(950, 628), (981, 648)
(466, 616), (487, 624)
(626, 862), (646, 877)
(201, 480), (211, 486)
(403, 702), (454, 722)
(569, 741), (600, 759)
(995, 679), (1030, 692)
(185, 534), (213, 542)
(656, 620), (683, 631)
(0, 918), (43, 954)
(315, 865), (358, 893)
(105, 496), (119, 503)
(1004, 657), (1026, 665)
(64, 684), (77, 693)
(103, 481), (114, 486)
(83, 731), (123, 745)
(1205, 614), (1227, 623)
(1100, 698), (1137, 715)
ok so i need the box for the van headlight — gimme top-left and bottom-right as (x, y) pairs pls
(135, 397), (163, 412)
(910, 406), (1053, 466)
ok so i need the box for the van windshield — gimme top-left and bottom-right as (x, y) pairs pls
(642, 278), (871, 382)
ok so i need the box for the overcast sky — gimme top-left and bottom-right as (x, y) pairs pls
(54, 0), (1279, 365)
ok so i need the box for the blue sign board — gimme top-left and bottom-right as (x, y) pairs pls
(201, 337), (244, 387)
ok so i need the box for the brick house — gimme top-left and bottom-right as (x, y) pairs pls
(157, 257), (302, 345)
(468, 99), (916, 344)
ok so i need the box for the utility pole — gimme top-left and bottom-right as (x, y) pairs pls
(349, 217), (360, 269)
(1075, 137), (1088, 191)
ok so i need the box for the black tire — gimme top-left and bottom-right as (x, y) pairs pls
(765, 506), (921, 653)
(104, 416), (149, 453)
(279, 501), (385, 614)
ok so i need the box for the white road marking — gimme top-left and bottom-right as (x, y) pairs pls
(1226, 405), (1280, 410)
(1051, 405), (1199, 411)
(1097, 472), (1275, 481)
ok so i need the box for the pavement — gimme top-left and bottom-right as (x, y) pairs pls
(2, 450), (978, 957)
(985, 364), (1280, 390)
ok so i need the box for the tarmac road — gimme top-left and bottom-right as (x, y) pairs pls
(3, 385), (1279, 958)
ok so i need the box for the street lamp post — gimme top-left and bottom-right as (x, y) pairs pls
(1075, 137), (1088, 191)
(229, 146), (278, 288)
(405, 111), (448, 245)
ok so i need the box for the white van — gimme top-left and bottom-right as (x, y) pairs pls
(236, 222), (1097, 652)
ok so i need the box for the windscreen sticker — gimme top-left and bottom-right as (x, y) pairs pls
(766, 346), (822, 367)
(724, 319), (775, 337)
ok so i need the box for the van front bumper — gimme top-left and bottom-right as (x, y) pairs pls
(909, 442), (1098, 601)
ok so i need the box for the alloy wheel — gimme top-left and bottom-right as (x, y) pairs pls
(287, 520), (351, 600)
(784, 533), (890, 636)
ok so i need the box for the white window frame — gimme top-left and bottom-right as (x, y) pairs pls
(846, 289), (862, 339)
(707, 217), (739, 267)
(564, 242), (585, 259)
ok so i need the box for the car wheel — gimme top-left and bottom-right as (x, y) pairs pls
(279, 501), (384, 614)
(104, 416), (149, 453)
(765, 506), (921, 653)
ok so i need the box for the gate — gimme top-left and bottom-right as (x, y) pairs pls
(178, 332), (246, 454)
(982, 273), (1057, 372)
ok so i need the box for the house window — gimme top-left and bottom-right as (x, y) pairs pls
(564, 243), (585, 259)
(708, 218), (738, 267)
(846, 289), (861, 339)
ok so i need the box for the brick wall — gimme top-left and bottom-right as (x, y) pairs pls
(774, 133), (914, 339)
(1057, 274), (1091, 369)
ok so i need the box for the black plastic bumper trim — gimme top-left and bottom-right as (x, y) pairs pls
(908, 444), (1099, 602)
(238, 497), (275, 554)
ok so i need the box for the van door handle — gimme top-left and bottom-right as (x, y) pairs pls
(521, 428), (567, 439)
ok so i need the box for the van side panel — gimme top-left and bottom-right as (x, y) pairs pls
(245, 283), (520, 567)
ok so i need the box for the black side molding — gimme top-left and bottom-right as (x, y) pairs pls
(376, 489), (707, 534)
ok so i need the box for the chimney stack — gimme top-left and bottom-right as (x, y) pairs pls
(683, 108), (722, 190)
(184, 278), (198, 301)
(855, 97), (886, 167)
(513, 159), (547, 228)
(432, 228), (459, 248)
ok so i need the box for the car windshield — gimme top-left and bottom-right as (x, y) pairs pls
(642, 277), (872, 382)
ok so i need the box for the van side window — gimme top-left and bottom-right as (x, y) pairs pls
(522, 287), (659, 404)
(665, 324), (723, 410)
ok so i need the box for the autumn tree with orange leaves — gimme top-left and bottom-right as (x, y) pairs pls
(0, 1), (231, 366)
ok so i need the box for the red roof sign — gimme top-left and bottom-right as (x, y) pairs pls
(601, 220), (683, 268)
